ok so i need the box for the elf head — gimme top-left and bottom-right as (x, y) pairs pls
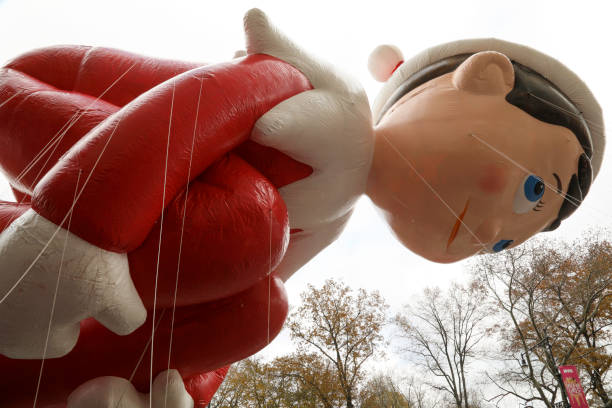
(366, 39), (604, 263)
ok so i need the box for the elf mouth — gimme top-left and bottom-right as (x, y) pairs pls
(447, 200), (470, 250)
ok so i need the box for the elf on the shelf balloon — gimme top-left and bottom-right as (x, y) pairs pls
(0, 8), (604, 408)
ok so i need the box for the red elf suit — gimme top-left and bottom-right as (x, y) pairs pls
(0, 9), (373, 408)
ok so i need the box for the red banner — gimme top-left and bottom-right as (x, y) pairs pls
(559, 365), (589, 408)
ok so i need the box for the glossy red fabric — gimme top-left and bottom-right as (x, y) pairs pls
(0, 46), (313, 407)
(28, 53), (310, 253)
(129, 153), (290, 307)
(184, 366), (231, 407)
(0, 277), (288, 408)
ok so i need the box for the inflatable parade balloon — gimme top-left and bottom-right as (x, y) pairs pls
(0, 9), (372, 407)
(0, 7), (605, 408)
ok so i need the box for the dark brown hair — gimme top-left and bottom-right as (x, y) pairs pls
(377, 54), (593, 231)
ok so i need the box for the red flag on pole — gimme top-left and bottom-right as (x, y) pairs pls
(559, 365), (589, 408)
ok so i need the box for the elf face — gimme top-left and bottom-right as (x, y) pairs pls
(366, 52), (584, 263)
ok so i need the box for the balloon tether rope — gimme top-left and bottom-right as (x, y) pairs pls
(150, 80), (175, 408)
(32, 169), (81, 408)
(163, 75), (204, 408)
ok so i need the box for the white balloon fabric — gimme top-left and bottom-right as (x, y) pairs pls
(0, 210), (146, 358)
(245, 9), (374, 281)
(66, 370), (193, 408)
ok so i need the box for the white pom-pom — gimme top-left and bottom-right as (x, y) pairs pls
(368, 44), (404, 82)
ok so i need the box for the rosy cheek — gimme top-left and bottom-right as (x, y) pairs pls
(478, 164), (508, 194)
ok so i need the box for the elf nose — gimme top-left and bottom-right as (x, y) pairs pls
(472, 218), (502, 246)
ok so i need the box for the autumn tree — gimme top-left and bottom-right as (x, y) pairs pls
(271, 352), (345, 407)
(208, 356), (324, 408)
(475, 236), (611, 408)
(286, 279), (389, 408)
(207, 358), (280, 408)
(206, 359), (249, 408)
(206, 363), (246, 408)
(358, 374), (412, 408)
(394, 282), (489, 408)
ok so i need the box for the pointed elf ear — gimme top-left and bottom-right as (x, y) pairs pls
(368, 44), (404, 82)
(452, 51), (514, 95)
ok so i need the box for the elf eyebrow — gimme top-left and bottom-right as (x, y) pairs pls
(379, 53), (594, 232)
(553, 173), (562, 194)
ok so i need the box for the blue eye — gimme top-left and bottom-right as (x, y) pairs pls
(493, 239), (514, 252)
(523, 175), (545, 202)
(513, 174), (545, 214)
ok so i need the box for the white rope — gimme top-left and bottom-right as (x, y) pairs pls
(113, 309), (167, 408)
(381, 134), (489, 253)
(150, 80), (175, 408)
(0, 117), (123, 304)
(25, 116), (76, 196)
(1, 62), (138, 303)
(527, 92), (605, 135)
(267, 208), (273, 346)
(0, 91), (22, 110)
(14, 114), (79, 186)
(470, 133), (612, 223)
(163, 75), (204, 408)
(32, 169), (81, 408)
(14, 63), (137, 186)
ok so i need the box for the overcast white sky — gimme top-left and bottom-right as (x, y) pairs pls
(0, 0), (610, 405)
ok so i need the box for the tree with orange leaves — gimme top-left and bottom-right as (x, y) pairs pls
(476, 234), (611, 408)
(208, 280), (388, 408)
(286, 279), (389, 408)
